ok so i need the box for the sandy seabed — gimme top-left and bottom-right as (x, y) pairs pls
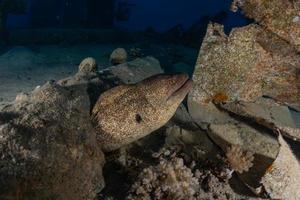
(0, 44), (196, 107)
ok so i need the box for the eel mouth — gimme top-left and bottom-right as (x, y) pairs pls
(167, 75), (193, 101)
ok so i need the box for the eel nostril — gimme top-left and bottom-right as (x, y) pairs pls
(135, 114), (143, 123)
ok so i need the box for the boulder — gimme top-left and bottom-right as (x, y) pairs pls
(0, 81), (105, 199)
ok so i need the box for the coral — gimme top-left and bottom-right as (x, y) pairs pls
(226, 145), (254, 173)
(127, 157), (199, 200)
(78, 57), (98, 73)
(110, 48), (128, 65)
(125, 146), (243, 200)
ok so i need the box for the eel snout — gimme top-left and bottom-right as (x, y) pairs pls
(167, 74), (193, 101)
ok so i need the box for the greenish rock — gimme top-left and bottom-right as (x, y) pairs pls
(107, 56), (163, 84)
(220, 97), (300, 141)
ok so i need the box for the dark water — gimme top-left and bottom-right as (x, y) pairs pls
(3, 0), (250, 38)
(0, 0), (253, 104)
(1, 0), (252, 63)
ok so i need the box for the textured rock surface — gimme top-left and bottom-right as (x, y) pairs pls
(189, 23), (300, 109)
(185, 1), (300, 196)
(0, 82), (105, 199)
(234, 0), (300, 50)
(110, 48), (128, 65)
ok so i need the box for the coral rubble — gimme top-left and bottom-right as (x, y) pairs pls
(127, 157), (199, 200)
(226, 145), (254, 173)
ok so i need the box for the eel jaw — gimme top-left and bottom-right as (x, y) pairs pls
(167, 75), (193, 102)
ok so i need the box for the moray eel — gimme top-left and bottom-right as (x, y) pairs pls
(92, 74), (193, 152)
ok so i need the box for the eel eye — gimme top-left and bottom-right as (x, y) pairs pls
(135, 114), (143, 123)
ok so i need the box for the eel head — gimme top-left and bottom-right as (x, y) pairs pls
(92, 74), (192, 151)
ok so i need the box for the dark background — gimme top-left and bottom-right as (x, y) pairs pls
(4, 0), (250, 32)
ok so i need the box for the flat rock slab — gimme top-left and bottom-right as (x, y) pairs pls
(209, 123), (279, 160)
(107, 56), (163, 84)
(220, 97), (300, 141)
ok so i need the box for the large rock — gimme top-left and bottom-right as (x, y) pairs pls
(188, 23), (300, 125)
(0, 81), (105, 199)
